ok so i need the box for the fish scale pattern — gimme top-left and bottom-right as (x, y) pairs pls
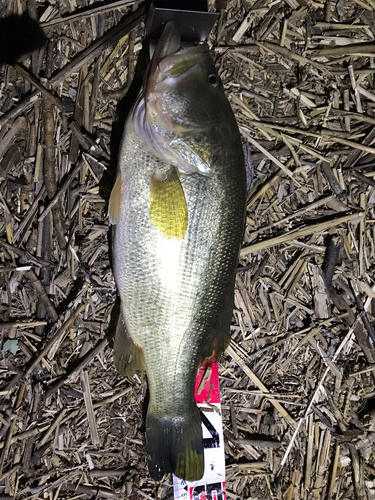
(111, 23), (246, 479)
(114, 120), (245, 416)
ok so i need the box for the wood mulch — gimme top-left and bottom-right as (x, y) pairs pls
(0, 0), (375, 498)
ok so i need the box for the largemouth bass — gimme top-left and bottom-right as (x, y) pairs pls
(109, 21), (246, 481)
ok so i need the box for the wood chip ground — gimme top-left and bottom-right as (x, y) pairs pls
(0, 0), (375, 498)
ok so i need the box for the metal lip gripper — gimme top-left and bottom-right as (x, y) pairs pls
(146, 0), (219, 57)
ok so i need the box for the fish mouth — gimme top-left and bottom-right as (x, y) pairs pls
(145, 45), (210, 133)
(144, 20), (181, 101)
(157, 44), (209, 81)
(139, 21), (213, 175)
(145, 21), (209, 99)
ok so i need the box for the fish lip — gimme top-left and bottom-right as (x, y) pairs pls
(144, 21), (181, 102)
(166, 42), (209, 58)
(145, 43), (210, 99)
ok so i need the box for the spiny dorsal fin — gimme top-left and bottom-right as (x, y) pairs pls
(149, 167), (188, 240)
(114, 309), (146, 376)
(108, 172), (124, 225)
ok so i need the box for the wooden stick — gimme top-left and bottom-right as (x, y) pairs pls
(40, 0), (139, 29)
(80, 370), (101, 445)
(48, 7), (145, 87)
(257, 41), (331, 76)
(312, 42), (375, 57)
(246, 120), (375, 157)
(240, 212), (363, 256)
(38, 162), (83, 222)
(279, 321), (358, 470)
(11, 63), (64, 111)
(0, 384), (26, 475)
(327, 444), (341, 499)
(0, 117), (26, 158)
(248, 195), (336, 239)
(13, 187), (46, 243)
(26, 304), (85, 376)
(26, 270), (58, 322)
(241, 129), (300, 184)
(1, 321), (47, 329)
(226, 344), (297, 430)
(44, 331), (112, 398)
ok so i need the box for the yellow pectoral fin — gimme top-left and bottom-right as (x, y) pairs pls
(108, 172), (124, 225)
(149, 168), (188, 240)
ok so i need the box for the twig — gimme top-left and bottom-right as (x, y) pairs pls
(64, 484), (119, 499)
(93, 386), (132, 408)
(278, 320), (358, 470)
(241, 129), (300, 185)
(312, 42), (375, 57)
(11, 62), (64, 111)
(39, 408), (69, 446)
(44, 331), (113, 398)
(226, 344), (297, 430)
(352, 281), (375, 344)
(25, 270), (58, 322)
(257, 41), (332, 76)
(3, 304), (85, 392)
(22, 469), (81, 496)
(26, 303), (85, 376)
(1, 321), (47, 329)
(245, 120), (375, 157)
(69, 121), (110, 161)
(0, 238), (50, 267)
(0, 7), (144, 132)
(89, 469), (128, 477)
(38, 162), (82, 222)
(0, 92), (39, 131)
(320, 163), (346, 197)
(0, 384), (26, 475)
(0, 117), (26, 158)
(349, 444), (367, 500)
(13, 187), (46, 243)
(42, 95), (67, 251)
(328, 445), (341, 499)
(48, 6), (145, 87)
(40, 0), (139, 29)
(80, 370), (101, 445)
(248, 195), (336, 239)
(351, 170), (375, 189)
(235, 438), (282, 449)
(240, 212), (363, 256)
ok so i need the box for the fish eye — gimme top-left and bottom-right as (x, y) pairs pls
(208, 74), (219, 87)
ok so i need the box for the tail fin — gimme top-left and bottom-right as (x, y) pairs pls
(145, 406), (204, 481)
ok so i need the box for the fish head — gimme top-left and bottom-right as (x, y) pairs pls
(142, 21), (231, 175)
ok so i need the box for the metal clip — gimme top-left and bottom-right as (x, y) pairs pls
(146, 0), (219, 56)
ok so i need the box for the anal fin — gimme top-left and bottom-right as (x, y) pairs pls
(114, 310), (146, 376)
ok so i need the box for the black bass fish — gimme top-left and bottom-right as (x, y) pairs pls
(109, 21), (246, 481)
